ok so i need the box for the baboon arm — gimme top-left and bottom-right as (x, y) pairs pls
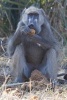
(8, 30), (22, 56)
(32, 35), (53, 49)
(12, 32), (21, 47)
(24, 34), (53, 49)
(9, 31), (53, 56)
(8, 22), (27, 56)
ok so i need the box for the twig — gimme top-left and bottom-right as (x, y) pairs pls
(1, 40), (6, 53)
(29, 78), (31, 94)
(5, 11), (13, 31)
(3, 81), (34, 88)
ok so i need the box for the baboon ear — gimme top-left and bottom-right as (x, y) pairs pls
(20, 8), (28, 24)
(20, 8), (26, 19)
(40, 8), (49, 21)
(22, 8), (26, 14)
(40, 8), (51, 29)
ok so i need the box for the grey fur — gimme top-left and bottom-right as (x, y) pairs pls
(7, 6), (60, 83)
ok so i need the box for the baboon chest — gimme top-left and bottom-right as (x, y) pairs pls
(24, 42), (45, 65)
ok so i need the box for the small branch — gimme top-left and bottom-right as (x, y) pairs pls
(1, 40), (6, 53)
(3, 81), (32, 88)
(5, 11), (13, 31)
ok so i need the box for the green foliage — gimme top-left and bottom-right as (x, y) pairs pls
(0, 0), (33, 36)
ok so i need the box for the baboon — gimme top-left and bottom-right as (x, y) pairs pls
(7, 6), (60, 83)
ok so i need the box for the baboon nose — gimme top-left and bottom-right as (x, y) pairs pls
(28, 24), (34, 29)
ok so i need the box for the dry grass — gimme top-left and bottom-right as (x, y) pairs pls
(0, 82), (67, 100)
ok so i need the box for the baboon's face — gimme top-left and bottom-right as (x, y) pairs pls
(21, 6), (44, 34)
(27, 13), (39, 33)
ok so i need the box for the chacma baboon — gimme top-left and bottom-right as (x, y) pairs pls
(7, 6), (60, 83)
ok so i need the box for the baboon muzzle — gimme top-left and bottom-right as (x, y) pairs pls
(28, 24), (35, 29)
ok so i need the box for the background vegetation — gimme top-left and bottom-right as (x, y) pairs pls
(0, 1), (67, 99)
(0, 0), (67, 45)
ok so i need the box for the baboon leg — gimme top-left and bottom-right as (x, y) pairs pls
(39, 48), (58, 81)
(10, 44), (31, 82)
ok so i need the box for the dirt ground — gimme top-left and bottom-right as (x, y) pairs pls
(0, 38), (67, 100)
